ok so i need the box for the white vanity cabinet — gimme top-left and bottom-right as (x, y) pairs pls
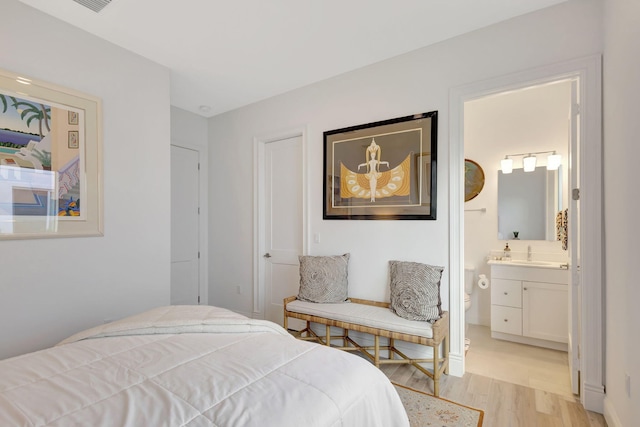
(491, 278), (523, 336)
(489, 262), (569, 351)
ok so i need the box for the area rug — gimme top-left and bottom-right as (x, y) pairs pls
(394, 383), (484, 427)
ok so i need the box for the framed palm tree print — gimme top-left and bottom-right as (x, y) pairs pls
(0, 68), (103, 239)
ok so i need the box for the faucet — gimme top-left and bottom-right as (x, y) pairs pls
(527, 245), (532, 261)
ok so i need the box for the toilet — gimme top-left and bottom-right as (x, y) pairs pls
(464, 266), (475, 352)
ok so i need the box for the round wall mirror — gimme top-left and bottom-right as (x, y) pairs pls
(464, 159), (485, 202)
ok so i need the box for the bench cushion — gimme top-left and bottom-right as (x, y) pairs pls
(286, 299), (434, 339)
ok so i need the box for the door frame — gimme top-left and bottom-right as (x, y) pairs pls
(253, 127), (308, 318)
(449, 55), (604, 411)
(170, 142), (209, 305)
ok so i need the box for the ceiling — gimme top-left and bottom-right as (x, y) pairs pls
(19, 0), (567, 117)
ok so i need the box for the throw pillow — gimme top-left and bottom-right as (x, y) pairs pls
(297, 253), (350, 303)
(389, 260), (443, 322)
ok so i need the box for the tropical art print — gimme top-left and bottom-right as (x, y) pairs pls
(0, 92), (82, 218)
(0, 68), (102, 240)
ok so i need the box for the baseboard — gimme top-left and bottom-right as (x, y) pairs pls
(603, 397), (623, 427)
(491, 331), (568, 351)
(448, 351), (464, 377)
(583, 381), (605, 413)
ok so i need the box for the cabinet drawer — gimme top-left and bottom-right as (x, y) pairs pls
(491, 305), (522, 335)
(491, 278), (522, 308)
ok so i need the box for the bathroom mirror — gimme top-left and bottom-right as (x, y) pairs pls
(497, 166), (562, 241)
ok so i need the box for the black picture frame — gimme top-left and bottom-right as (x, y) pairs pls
(323, 111), (437, 220)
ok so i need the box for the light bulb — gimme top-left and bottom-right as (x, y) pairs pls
(523, 155), (537, 172)
(547, 153), (561, 170)
(500, 158), (513, 174)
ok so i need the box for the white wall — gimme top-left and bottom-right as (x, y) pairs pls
(171, 107), (208, 146)
(603, 0), (640, 425)
(170, 106), (209, 304)
(208, 0), (602, 318)
(0, 1), (171, 359)
(464, 82), (570, 326)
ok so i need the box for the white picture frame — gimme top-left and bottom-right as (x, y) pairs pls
(0, 68), (103, 239)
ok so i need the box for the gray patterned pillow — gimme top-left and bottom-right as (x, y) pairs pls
(297, 254), (350, 303)
(389, 261), (443, 322)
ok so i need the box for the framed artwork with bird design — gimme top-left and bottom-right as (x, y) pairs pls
(323, 111), (437, 220)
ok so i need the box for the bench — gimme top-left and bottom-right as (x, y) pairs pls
(283, 295), (449, 396)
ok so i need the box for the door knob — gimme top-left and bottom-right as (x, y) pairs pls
(264, 253), (272, 258)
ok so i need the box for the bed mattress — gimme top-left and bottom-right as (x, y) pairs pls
(0, 305), (409, 427)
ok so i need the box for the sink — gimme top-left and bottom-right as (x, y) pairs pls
(487, 259), (567, 269)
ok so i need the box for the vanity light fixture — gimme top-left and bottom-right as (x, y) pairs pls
(523, 154), (537, 172)
(546, 152), (562, 170)
(500, 157), (513, 174)
(500, 151), (562, 174)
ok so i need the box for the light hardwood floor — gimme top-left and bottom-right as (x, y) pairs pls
(381, 325), (608, 427)
(465, 324), (573, 397)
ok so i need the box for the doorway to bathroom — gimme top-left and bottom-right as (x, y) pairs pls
(463, 79), (576, 394)
(449, 55), (604, 411)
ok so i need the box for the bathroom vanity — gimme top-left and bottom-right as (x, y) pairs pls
(488, 260), (569, 351)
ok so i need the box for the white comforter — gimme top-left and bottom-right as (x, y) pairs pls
(0, 305), (410, 427)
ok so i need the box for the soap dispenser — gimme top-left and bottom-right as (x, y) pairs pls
(503, 242), (512, 260)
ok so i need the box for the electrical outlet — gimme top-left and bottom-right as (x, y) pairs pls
(236, 285), (241, 295)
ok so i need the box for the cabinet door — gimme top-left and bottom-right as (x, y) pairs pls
(522, 281), (568, 343)
(491, 278), (522, 308)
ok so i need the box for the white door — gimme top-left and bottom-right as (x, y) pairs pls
(568, 79), (581, 395)
(262, 136), (303, 326)
(171, 145), (200, 305)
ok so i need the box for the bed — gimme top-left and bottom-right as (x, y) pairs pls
(0, 305), (410, 427)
